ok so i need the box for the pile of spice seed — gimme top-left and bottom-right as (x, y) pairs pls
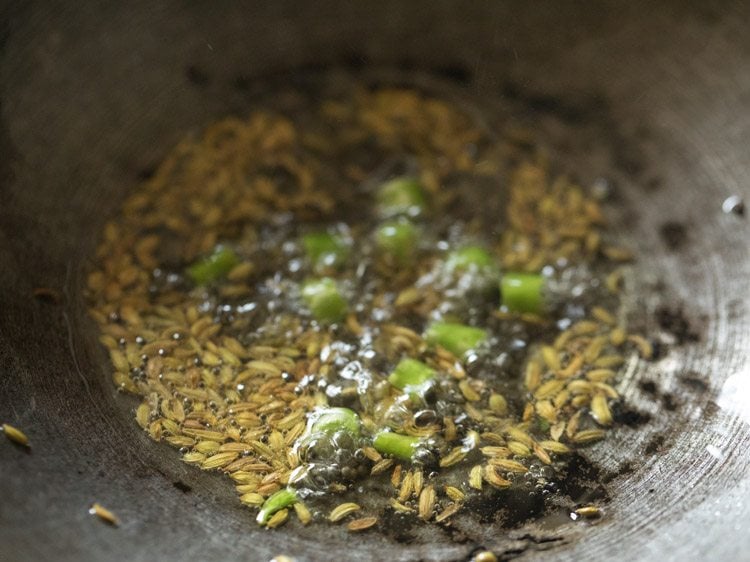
(86, 78), (651, 532)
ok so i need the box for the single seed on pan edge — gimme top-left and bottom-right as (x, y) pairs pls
(2, 423), (29, 447)
(329, 502), (361, 522)
(89, 503), (119, 526)
(347, 516), (378, 532)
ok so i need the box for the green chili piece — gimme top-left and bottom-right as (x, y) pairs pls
(444, 246), (495, 273)
(256, 488), (298, 525)
(302, 231), (348, 270)
(301, 278), (348, 323)
(373, 431), (420, 461)
(425, 322), (487, 358)
(376, 177), (426, 217)
(375, 219), (417, 264)
(187, 246), (240, 286)
(500, 272), (545, 314)
(310, 407), (361, 436)
(388, 358), (436, 391)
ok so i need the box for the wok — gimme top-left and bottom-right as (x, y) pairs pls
(1, 2), (749, 560)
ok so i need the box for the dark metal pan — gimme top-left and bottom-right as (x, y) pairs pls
(1, 2), (749, 560)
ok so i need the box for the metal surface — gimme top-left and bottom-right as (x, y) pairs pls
(1, 2), (749, 560)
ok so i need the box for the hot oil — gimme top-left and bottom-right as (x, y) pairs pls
(87, 68), (651, 539)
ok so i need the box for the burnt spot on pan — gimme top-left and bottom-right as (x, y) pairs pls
(659, 221), (688, 251)
(500, 83), (608, 126)
(680, 372), (709, 393)
(185, 65), (210, 87)
(656, 305), (700, 345)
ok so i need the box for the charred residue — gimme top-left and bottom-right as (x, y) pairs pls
(656, 306), (700, 344)
(659, 221), (688, 251)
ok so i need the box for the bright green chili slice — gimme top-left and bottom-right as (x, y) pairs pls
(500, 272), (545, 314)
(373, 431), (421, 461)
(425, 322), (487, 358)
(302, 231), (349, 271)
(301, 278), (348, 323)
(375, 219), (417, 264)
(256, 488), (298, 525)
(309, 407), (361, 436)
(388, 357), (437, 402)
(186, 246), (240, 286)
(444, 246), (495, 273)
(376, 177), (426, 217)
(388, 358), (436, 391)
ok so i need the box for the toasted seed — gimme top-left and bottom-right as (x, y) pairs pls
(573, 429), (606, 444)
(195, 440), (221, 454)
(508, 440), (532, 457)
(473, 551), (498, 562)
(488, 393), (508, 415)
(609, 327), (627, 346)
(389, 499), (413, 513)
(329, 502), (361, 523)
(266, 508), (289, 529)
(347, 516), (378, 532)
(583, 336), (608, 362)
(606, 269), (624, 293)
(524, 360), (542, 392)
(371, 458), (395, 475)
(483, 465), (512, 488)
(590, 393), (613, 426)
(240, 493), (265, 506)
(541, 346), (560, 370)
(534, 379), (565, 400)
(628, 334), (653, 359)
(439, 447), (467, 468)
(435, 502), (462, 523)
(586, 368), (616, 382)
(418, 485), (436, 520)
(593, 355), (625, 368)
(182, 452), (206, 464)
(574, 505), (602, 518)
(591, 306), (616, 326)
(412, 469), (424, 497)
(89, 503), (119, 526)
(603, 246), (633, 261)
(398, 471), (414, 502)
(294, 502), (312, 525)
(533, 442), (553, 464)
(2, 423), (30, 447)
(362, 446), (382, 462)
(550, 421), (566, 442)
(469, 465), (483, 490)
(459, 380), (481, 402)
(481, 446), (511, 458)
(488, 458), (528, 473)
(506, 427), (534, 447)
(445, 486), (465, 502)
(391, 464), (403, 488)
(539, 440), (571, 454)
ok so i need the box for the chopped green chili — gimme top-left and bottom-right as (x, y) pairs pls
(375, 219), (417, 264)
(373, 431), (420, 461)
(301, 278), (348, 323)
(500, 272), (545, 314)
(388, 358), (436, 390)
(388, 358), (436, 402)
(302, 231), (349, 271)
(376, 177), (426, 217)
(425, 321), (487, 358)
(444, 246), (495, 273)
(309, 407), (361, 436)
(186, 246), (240, 285)
(256, 488), (298, 525)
